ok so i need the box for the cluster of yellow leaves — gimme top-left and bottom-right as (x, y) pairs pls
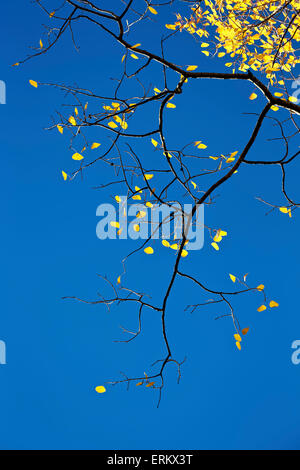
(234, 327), (249, 351)
(279, 206), (292, 217)
(167, 0), (300, 84)
(211, 229), (227, 251)
(257, 300), (279, 312)
(161, 239), (189, 257)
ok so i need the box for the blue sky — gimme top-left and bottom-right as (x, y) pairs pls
(1, 0), (300, 450)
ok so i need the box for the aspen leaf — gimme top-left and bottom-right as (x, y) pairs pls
(49, 11), (55, 18)
(136, 210), (146, 218)
(115, 196), (121, 203)
(181, 249), (188, 258)
(72, 153), (84, 161)
(236, 341), (241, 351)
(57, 125), (63, 134)
(288, 96), (298, 103)
(202, 50), (209, 56)
(146, 382), (155, 388)
(242, 327), (249, 335)
(201, 42), (209, 47)
(144, 247), (154, 254)
(144, 174), (154, 180)
(68, 116), (76, 126)
(249, 92), (257, 100)
(91, 142), (101, 149)
(132, 43), (141, 49)
(279, 207), (289, 214)
(165, 24), (176, 30)
(132, 195), (141, 200)
(61, 171), (67, 181)
(218, 52), (226, 58)
(148, 6), (157, 14)
(191, 181), (197, 189)
(257, 284), (264, 291)
(146, 202), (153, 208)
(229, 274), (236, 283)
(108, 121), (118, 129)
(162, 240), (170, 247)
(136, 382), (143, 386)
(110, 221), (120, 228)
(29, 80), (38, 88)
(234, 334), (242, 342)
(274, 92), (283, 97)
(95, 386), (106, 394)
(271, 105), (279, 111)
(39, 39), (43, 49)
(166, 102), (176, 108)
(117, 276), (121, 285)
(151, 138), (158, 147)
(186, 65), (198, 71)
(211, 242), (219, 251)
(130, 53), (139, 59)
(134, 224), (140, 232)
(257, 305), (267, 312)
(269, 300), (279, 308)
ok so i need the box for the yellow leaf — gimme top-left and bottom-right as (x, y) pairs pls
(61, 171), (67, 181)
(166, 102), (176, 108)
(39, 39), (43, 49)
(162, 240), (170, 247)
(132, 195), (141, 200)
(279, 207), (289, 214)
(234, 334), (242, 342)
(191, 181), (197, 189)
(130, 53), (139, 60)
(148, 6), (157, 14)
(121, 54), (126, 63)
(229, 274), (236, 283)
(218, 52), (226, 58)
(29, 80), (38, 88)
(186, 65), (198, 71)
(211, 242), (219, 251)
(144, 174), (154, 181)
(201, 43), (209, 48)
(136, 382), (143, 386)
(269, 300), (279, 308)
(257, 305), (267, 312)
(12, 62), (20, 67)
(146, 202), (153, 208)
(271, 105), (279, 112)
(257, 284), (264, 291)
(110, 221), (120, 228)
(132, 43), (141, 49)
(117, 276), (121, 285)
(144, 247), (154, 254)
(135, 186), (142, 193)
(151, 138), (158, 147)
(181, 250), (188, 258)
(57, 125), (63, 134)
(134, 224), (140, 232)
(242, 327), (249, 335)
(136, 210), (146, 218)
(72, 152), (84, 161)
(95, 386), (106, 394)
(49, 11), (55, 18)
(236, 341), (241, 351)
(220, 230), (227, 237)
(68, 116), (76, 126)
(115, 196), (121, 203)
(274, 92), (283, 97)
(249, 92), (257, 100)
(288, 96), (298, 103)
(91, 142), (101, 149)
(108, 121), (118, 129)
(165, 24), (176, 30)
(170, 244), (179, 250)
(74, 107), (78, 116)
(202, 51), (209, 57)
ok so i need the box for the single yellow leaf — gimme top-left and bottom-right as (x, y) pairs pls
(144, 247), (154, 254)
(146, 381), (155, 387)
(49, 11), (55, 18)
(236, 341), (241, 351)
(29, 80), (38, 88)
(130, 53), (139, 60)
(181, 249), (188, 258)
(229, 274), (236, 283)
(186, 65), (198, 71)
(234, 334), (242, 342)
(144, 174), (154, 181)
(136, 210), (146, 218)
(136, 382), (143, 386)
(95, 386), (106, 394)
(110, 221), (120, 228)
(91, 142), (101, 149)
(146, 202), (153, 208)
(115, 196), (121, 203)
(211, 242), (219, 251)
(269, 300), (279, 308)
(257, 284), (265, 291)
(39, 39), (43, 49)
(151, 138), (158, 147)
(257, 305), (267, 312)
(61, 171), (67, 181)
(279, 207), (289, 214)
(166, 102), (176, 108)
(132, 195), (141, 200)
(108, 121), (118, 129)
(57, 125), (63, 134)
(72, 152), (84, 161)
(117, 276), (121, 285)
(165, 24), (176, 30)
(148, 6), (157, 14)
(288, 96), (298, 103)
(162, 240), (170, 247)
(68, 116), (76, 126)
(134, 224), (140, 232)
(249, 92), (257, 100)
